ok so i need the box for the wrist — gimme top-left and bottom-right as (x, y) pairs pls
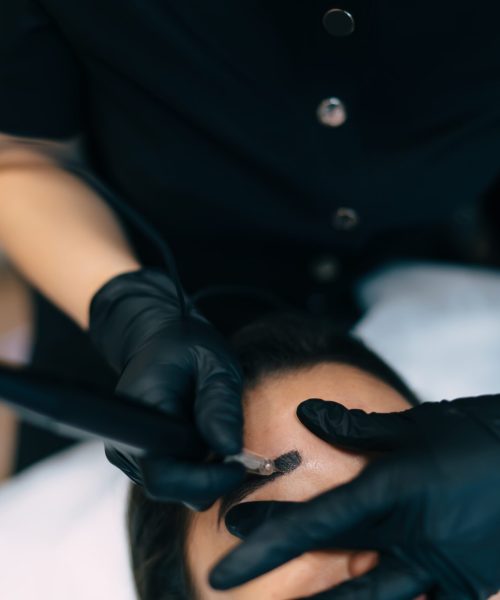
(87, 267), (192, 371)
(82, 259), (142, 329)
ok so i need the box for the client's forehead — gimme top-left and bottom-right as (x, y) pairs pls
(242, 363), (410, 461)
(243, 362), (410, 425)
(186, 363), (413, 599)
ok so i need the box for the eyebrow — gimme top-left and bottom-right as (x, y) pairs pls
(218, 450), (302, 524)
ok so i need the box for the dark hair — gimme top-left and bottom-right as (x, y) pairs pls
(127, 311), (419, 599)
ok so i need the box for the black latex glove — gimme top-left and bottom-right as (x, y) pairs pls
(210, 395), (500, 599)
(88, 268), (245, 510)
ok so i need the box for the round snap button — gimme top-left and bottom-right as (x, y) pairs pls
(309, 255), (341, 284)
(332, 207), (359, 231)
(322, 9), (356, 37)
(317, 97), (347, 128)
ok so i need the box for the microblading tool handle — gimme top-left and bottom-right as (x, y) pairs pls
(225, 449), (278, 475)
(0, 364), (207, 460)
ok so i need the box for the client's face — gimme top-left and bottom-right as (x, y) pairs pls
(186, 362), (415, 599)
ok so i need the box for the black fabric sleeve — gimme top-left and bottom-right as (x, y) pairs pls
(0, 0), (82, 139)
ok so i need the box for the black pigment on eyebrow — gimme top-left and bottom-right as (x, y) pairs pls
(218, 450), (302, 523)
(274, 450), (301, 474)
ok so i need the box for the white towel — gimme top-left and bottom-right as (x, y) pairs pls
(354, 261), (500, 402)
(0, 442), (137, 600)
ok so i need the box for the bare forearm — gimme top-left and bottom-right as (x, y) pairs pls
(0, 156), (140, 329)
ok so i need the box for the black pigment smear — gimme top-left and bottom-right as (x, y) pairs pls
(274, 450), (301, 474)
(218, 450), (302, 523)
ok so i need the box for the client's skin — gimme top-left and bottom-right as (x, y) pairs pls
(186, 362), (418, 600)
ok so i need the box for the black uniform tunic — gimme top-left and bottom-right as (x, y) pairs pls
(2, 1), (500, 464)
(3, 1), (500, 251)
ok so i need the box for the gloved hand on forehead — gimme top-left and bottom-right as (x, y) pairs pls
(88, 267), (245, 510)
(210, 395), (500, 599)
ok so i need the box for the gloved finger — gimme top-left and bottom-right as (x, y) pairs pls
(297, 399), (415, 451)
(210, 461), (397, 590)
(194, 350), (244, 455)
(430, 588), (470, 600)
(297, 553), (432, 600)
(225, 498), (401, 549)
(225, 501), (297, 539)
(140, 456), (246, 510)
(105, 445), (143, 485)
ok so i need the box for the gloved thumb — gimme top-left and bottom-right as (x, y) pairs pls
(297, 398), (415, 451)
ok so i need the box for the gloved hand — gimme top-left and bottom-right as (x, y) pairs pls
(88, 267), (246, 510)
(210, 395), (500, 599)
